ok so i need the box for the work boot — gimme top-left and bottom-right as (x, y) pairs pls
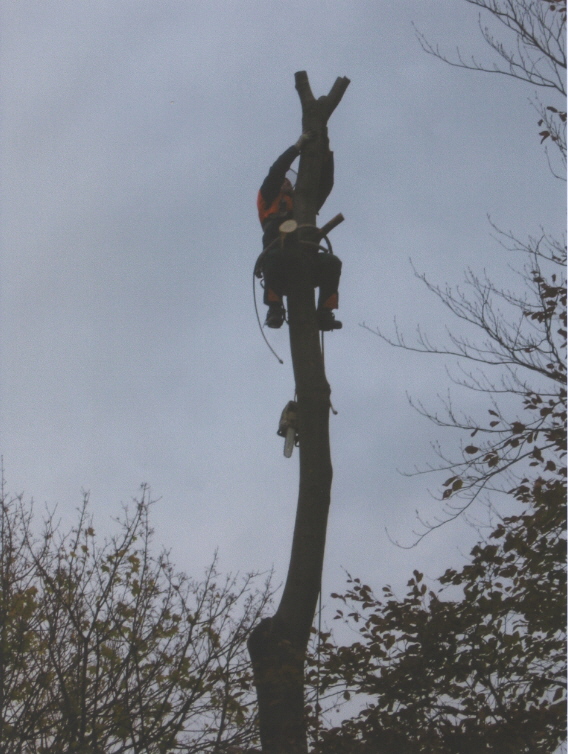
(317, 308), (342, 331)
(265, 303), (285, 329)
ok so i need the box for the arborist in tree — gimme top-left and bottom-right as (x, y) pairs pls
(256, 130), (342, 331)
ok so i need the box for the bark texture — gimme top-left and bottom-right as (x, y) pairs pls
(248, 71), (350, 754)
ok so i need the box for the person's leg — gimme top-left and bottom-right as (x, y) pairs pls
(314, 253), (342, 331)
(262, 248), (287, 327)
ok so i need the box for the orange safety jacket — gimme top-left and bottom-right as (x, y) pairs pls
(257, 144), (300, 245)
(257, 190), (293, 227)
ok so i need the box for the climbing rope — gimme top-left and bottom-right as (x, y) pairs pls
(252, 268), (284, 365)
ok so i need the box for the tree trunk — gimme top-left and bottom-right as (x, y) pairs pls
(248, 71), (350, 754)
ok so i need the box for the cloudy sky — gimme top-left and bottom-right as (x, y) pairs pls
(1, 1), (564, 607)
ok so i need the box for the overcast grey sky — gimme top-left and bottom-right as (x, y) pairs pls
(1, 1), (564, 605)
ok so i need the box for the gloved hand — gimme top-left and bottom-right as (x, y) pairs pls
(254, 251), (265, 278)
(294, 131), (315, 151)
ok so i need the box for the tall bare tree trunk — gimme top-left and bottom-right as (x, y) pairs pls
(248, 70), (350, 754)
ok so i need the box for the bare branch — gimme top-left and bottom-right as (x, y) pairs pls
(415, 0), (566, 95)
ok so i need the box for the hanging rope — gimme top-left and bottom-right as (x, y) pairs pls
(252, 269), (284, 365)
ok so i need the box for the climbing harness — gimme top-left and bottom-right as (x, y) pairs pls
(252, 219), (338, 365)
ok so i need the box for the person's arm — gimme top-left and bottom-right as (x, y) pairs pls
(258, 133), (314, 208)
(258, 145), (299, 209)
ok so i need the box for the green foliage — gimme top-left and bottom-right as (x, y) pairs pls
(0, 488), (272, 753)
(310, 398), (566, 752)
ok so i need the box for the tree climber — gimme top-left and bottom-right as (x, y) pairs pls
(256, 130), (342, 331)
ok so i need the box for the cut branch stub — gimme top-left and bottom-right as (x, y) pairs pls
(317, 213), (344, 239)
(294, 70), (315, 110)
(294, 70), (351, 131)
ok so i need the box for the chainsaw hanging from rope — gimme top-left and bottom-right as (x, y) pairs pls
(277, 400), (299, 458)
